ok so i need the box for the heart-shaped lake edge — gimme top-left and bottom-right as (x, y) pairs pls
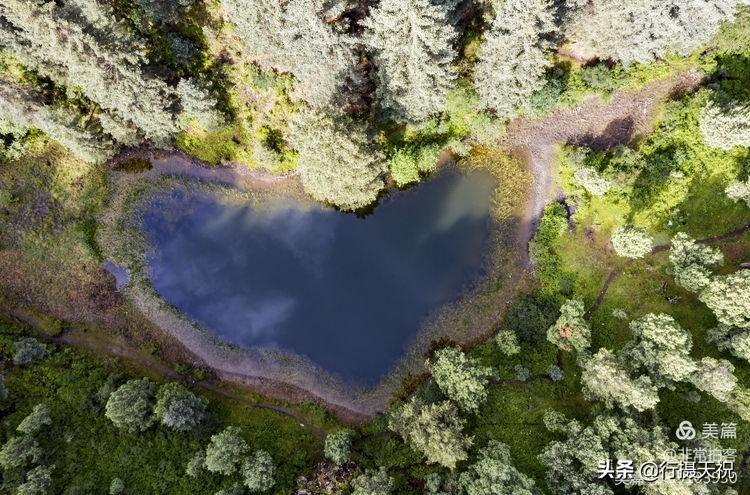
(99, 151), (531, 415)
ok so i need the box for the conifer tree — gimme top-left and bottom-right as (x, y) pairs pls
(1, 0), (177, 144)
(221, 0), (355, 107)
(566, 0), (746, 65)
(362, 0), (457, 123)
(474, 0), (555, 118)
(288, 107), (386, 211)
(0, 77), (113, 162)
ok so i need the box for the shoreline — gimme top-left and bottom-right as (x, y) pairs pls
(94, 68), (704, 416)
(98, 151), (528, 415)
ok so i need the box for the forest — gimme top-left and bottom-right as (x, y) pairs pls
(1, 0), (750, 494)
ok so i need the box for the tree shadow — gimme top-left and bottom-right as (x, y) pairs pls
(571, 116), (636, 151)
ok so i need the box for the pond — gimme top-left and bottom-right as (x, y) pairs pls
(142, 171), (495, 385)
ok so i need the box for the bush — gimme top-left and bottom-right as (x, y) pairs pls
(17, 465), (52, 495)
(528, 203), (570, 296)
(547, 365), (564, 382)
(109, 477), (125, 495)
(12, 337), (47, 366)
(504, 294), (560, 344)
(389, 144), (440, 187)
(495, 330), (520, 356)
(17, 403), (52, 435)
(185, 451), (205, 477)
(726, 178), (750, 207)
(351, 467), (394, 495)
(573, 166), (612, 196)
(514, 365), (531, 382)
(323, 429), (354, 465)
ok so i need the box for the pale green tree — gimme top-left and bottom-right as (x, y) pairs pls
(204, 426), (249, 476)
(17, 465), (53, 495)
(154, 382), (208, 432)
(389, 397), (471, 469)
(547, 299), (591, 353)
(221, 0), (355, 107)
(176, 79), (226, 133)
(567, 0), (746, 65)
(690, 357), (737, 402)
(0, 0), (177, 143)
(185, 451), (205, 477)
(726, 178), (750, 207)
(625, 313), (696, 384)
(12, 338), (47, 366)
(109, 477), (125, 495)
(288, 108), (386, 211)
(707, 323), (750, 363)
(351, 467), (394, 495)
(0, 435), (40, 470)
(573, 166), (612, 196)
(700, 100), (750, 150)
(241, 450), (275, 493)
(362, 0), (457, 123)
(611, 224), (654, 258)
(104, 378), (157, 433)
(540, 411), (689, 495)
(700, 270), (750, 328)
(669, 233), (724, 292)
(0, 77), (113, 162)
(426, 346), (494, 413)
(324, 429), (354, 464)
(495, 330), (520, 356)
(17, 403), (52, 435)
(458, 440), (536, 495)
(581, 348), (660, 411)
(474, 0), (555, 118)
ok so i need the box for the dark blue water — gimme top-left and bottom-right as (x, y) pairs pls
(143, 172), (494, 385)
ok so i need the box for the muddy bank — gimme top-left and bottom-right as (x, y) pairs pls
(505, 68), (705, 260)
(95, 69), (705, 415)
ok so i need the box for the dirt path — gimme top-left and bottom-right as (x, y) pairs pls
(505, 69), (705, 259)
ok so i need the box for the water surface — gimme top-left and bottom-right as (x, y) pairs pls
(143, 172), (494, 385)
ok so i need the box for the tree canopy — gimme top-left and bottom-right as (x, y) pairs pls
(389, 397), (471, 469)
(700, 270), (750, 328)
(362, 0), (457, 123)
(567, 0), (746, 65)
(581, 348), (660, 411)
(204, 426), (249, 476)
(426, 346), (494, 413)
(104, 379), (157, 433)
(288, 108), (386, 211)
(546, 299), (591, 353)
(611, 224), (654, 259)
(474, 0), (555, 118)
(154, 382), (208, 432)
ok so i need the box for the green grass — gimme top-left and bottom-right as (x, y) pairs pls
(0, 319), (319, 495)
